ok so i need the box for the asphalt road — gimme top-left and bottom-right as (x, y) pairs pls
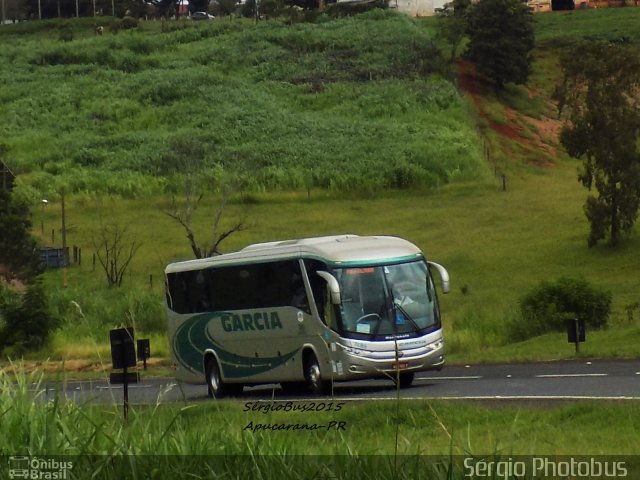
(38, 359), (640, 405)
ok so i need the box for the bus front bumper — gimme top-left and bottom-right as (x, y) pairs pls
(338, 341), (445, 379)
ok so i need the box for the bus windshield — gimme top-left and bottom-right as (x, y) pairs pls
(332, 260), (439, 339)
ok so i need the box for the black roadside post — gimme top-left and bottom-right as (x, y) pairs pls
(109, 327), (138, 423)
(137, 339), (151, 371)
(566, 317), (586, 353)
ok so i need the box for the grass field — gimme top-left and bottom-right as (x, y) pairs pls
(34, 160), (640, 365)
(2, 367), (640, 463)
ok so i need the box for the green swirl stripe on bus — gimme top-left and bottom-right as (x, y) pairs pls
(173, 313), (300, 378)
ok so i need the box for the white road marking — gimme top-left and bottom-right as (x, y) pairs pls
(95, 384), (154, 390)
(417, 375), (482, 380)
(535, 373), (608, 378)
(314, 395), (640, 401)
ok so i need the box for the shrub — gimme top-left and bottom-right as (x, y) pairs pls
(58, 24), (74, 42)
(120, 16), (139, 30)
(515, 277), (612, 341)
(125, 289), (166, 334)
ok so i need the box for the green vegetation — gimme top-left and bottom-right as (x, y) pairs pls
(515, 277), (612, 341)
(0, 178), (56, 356)
(533, 7), (640, 45)
(0, 187), (42, 280)
(29, 169), (640, 365)
(1, 9), (640, 471)
(0, 12), (483, 199)
(2, 367), (640, 472)
(465, 0), (535, 89)
(0, 280), (58, 356)
(555, 40), (640, 248)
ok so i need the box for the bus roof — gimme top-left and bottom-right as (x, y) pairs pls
(165, 234), (424, 274)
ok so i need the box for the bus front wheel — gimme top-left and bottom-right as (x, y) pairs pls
(205, 356), (223, 398)
(206, 356), (243, 398)
(304, 353), (329, 396)
(395, 371), (415, 388)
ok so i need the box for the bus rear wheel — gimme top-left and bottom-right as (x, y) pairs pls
(304, 353), (329, 396)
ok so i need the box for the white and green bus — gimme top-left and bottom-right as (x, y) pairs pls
(165, 234), (450, 397)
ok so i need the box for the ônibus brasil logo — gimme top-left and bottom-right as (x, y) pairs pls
(8, 456), (73, 480)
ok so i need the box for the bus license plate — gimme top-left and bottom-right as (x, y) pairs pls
(394, 361), (409, 370)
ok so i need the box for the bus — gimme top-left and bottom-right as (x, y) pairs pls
(164, 234), (450, 397)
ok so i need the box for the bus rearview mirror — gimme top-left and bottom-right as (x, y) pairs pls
(428, 261), (450, 294)
(316, 271), (341, 304)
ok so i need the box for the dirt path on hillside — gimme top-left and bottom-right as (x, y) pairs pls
(456, 59), (562, 166)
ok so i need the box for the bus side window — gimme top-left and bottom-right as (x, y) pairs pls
(167, 272), (189, 314)
(210, 260), (309, 312)
(187, 270), (210, 313)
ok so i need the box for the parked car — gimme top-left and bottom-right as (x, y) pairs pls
(190, 11), (215, 20)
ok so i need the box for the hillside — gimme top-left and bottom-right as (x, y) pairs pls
(0, 12), (487, 200)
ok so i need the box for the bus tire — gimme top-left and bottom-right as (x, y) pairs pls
(395, 371), (415, 388)
(304, 353), (329, 396)
(205, 356), (226, 399)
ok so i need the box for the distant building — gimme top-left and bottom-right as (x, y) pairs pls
(388, 0), (637, 15)
(392, 0), (448, 15)
(178, 0), (189, 15)
(1, 160), (15, 193)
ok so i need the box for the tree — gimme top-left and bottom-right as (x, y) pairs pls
(165, 180), (246, 259)
(189, 0), (210, 13)
(436, 0), (471, 63)
(1, 279), (58, 355)
(92, 221), (142, 287)
(555, 41), (640, 247)
(212, 0), (239, 16)
(0, 189), (42, 282)
(2, 0), (28, 21)
(152, 0), (179, 17)
(465, 0), (534, 90)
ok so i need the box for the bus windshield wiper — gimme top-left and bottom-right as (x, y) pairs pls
(393, 301), (419, 332)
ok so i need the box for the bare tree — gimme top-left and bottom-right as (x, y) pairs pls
(165, 183), (246, 259)
(92, 222), (142, 287)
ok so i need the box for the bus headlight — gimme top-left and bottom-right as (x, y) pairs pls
(342, 345), (362, 355)
(428, 339), (444, 351)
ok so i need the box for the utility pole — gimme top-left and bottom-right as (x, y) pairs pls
(61, 188), (68, 288)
